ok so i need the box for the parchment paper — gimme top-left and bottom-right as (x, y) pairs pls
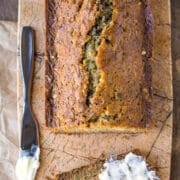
(0, 21), (18, 180)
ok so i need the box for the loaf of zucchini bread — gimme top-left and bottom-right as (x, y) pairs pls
(45, 0), (153, 132)
(51, 152), (159, 180)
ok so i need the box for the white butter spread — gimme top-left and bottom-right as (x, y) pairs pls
(99, 152), (160, 180)
(16, 147), (40, 180)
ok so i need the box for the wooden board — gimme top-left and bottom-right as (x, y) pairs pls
(18, 0), (172, 179)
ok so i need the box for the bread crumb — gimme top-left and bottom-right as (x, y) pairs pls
(142, 50), (146, 55)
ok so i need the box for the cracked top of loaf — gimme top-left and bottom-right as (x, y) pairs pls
(45, 0), (153, 132)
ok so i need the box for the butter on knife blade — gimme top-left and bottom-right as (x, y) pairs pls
(16, 145), (40, 180)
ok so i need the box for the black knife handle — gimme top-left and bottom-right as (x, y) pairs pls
(21, 26), (34, 107)
(20, 27), (39, 150)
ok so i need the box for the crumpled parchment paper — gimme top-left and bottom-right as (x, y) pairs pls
(0, 21), (18, 180)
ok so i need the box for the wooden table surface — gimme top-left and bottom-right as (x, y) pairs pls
(0, 0), (179, 179)
(171, 0), (180, 179)
(0, 0), (18, 21)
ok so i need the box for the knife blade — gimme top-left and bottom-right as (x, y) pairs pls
(16, 26), (40, 180)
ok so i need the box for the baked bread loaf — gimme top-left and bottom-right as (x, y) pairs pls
(45, 0), (153, 132)
(54, 153), (127, 180)
(48, 151), (159, 180)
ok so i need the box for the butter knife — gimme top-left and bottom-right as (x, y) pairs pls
(16, 26), (40, 180)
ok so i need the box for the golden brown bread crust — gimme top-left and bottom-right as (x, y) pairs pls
(45, 0), (153, 132)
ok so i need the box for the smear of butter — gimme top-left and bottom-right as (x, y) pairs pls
(99, 152), (160, 180)
(16, 147), (40, 180)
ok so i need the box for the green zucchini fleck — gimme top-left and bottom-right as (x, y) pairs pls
(81, 0), (113, 105)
